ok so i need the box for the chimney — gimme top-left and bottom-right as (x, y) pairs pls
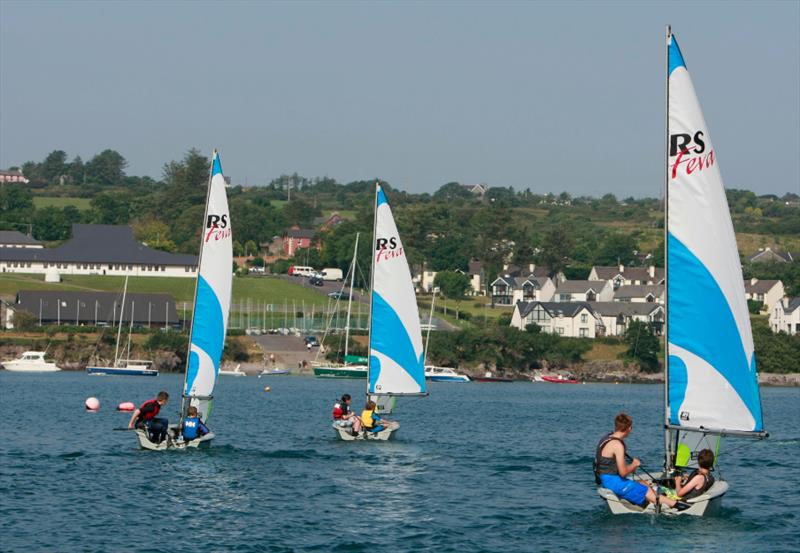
(750, 277), (758, 286)
(618, 263), (624, 273)
(648, 265), (655, 278)
(529, 263), (535, 273)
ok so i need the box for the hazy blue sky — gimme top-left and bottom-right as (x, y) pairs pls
(1, 1), (798, 197)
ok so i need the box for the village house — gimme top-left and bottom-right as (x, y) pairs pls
(553, 280), (613, 303)
(461, 183), (488, 200)
(743, 278), (785, 313)
(510, 301), (597, 338)
(769, 297), (800, 335)
(588, 264), (665, 290)
(0, 231), (43, 249)
(413, 262), (485, 296)
(591, 302), (664, 337)
(0, 169), (29, 184)
(5, 290), (181, 330)
(490, 275), (556, 306)
(0, 224), (197, 278)
(612, 284), (665, 304)
(282, 227), (316, 256)
(467, 260), (485, 295)
(747, 247), (794, 264)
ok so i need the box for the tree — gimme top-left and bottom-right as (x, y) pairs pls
(244, 240), (258, 257)
(624, 321), (660, 373)
(133, 219), (177, 252)
(68, 155), (85, 184)
(41, 150), (68, 184)
(85, 149), (127, 186)
(434, 271), (471, 299)
(90, 193), (130, 224)
(538, 225), (574, 277)
(282, 198), (320, 227)
(433, 182), (473, 202)
(593, 233), (639, 266)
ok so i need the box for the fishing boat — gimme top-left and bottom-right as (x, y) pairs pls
(541, 374), (579, 384)
(1, 351), (61, 373)
(86, 275), (156, 376)
(134, 151), (232, 451)
(333, 184), (427, 441)
(598, 27), (767, 516)
(425, 366), (470, 382)
(314, 233), (368, 379)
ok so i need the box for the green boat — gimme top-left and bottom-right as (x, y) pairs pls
(312, 364), (367, 379)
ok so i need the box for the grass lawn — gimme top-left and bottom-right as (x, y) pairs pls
(271, 200), (288, 210)
(32, 197), (92, 210)
(584, 341), (627, 362)
(0, 274), (330, 306)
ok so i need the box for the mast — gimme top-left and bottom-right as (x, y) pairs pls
(180, 150), (217, 424)
(423, 287), (437, 366)
(365, 182), (379, 400)
(125, 300), (135, 365)
(343, 232), (360, 363)
(114, 274), (129, 367)
(663, 24), (672, 472)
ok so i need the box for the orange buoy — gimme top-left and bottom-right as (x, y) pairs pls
(116, 402), (135, 411)
(85, 397), (100, 411)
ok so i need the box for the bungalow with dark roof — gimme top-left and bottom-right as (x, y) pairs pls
(510, 301), (597, 337)
(588, 264), (665, 290)
(769, 297), (800, 335)
(0, 224), (198, 278)
(553, 280), (613, 303)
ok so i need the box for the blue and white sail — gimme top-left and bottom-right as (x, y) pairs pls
(183, 151), (233, 420)
(367, 184), (426, 396)
(666, 32), (763, 433)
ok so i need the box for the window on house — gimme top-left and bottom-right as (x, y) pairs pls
(579, 328), (589, 337)
(555, 327), (564, 335)
(586, 291), (596, 302)
(581, 314), (588, 323)
(559, 294), (571, 301)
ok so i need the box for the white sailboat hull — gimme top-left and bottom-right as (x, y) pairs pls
(598, 473), (728, 517)
(134, 427), (215, 451)
(332, 421), (399, 441)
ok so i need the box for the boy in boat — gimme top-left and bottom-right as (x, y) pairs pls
(332, 394), (361, 436)
(674, 449), (716, 500)
(128, 391), (169, 443)
(182, 406), (210, 442)
(360, 400), (391, 434)
(594, 412), (690, 511)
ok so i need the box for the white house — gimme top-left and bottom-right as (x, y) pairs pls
(743, 279), (785, 313)
(589, 264), (665, 290)
(553, 280), (613, 303)
(613, 285), (665, 304)
(0, 224), (198, 278)
(747, 247), (794, 264)
(467, 260), (485, 295)
(491, 276), (556, 306)
(591, 302), (665, 337)
(511, 301), (597, 338)
(769, 297), (800, 335)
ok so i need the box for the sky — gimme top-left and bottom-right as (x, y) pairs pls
(1, 1), (798, 197)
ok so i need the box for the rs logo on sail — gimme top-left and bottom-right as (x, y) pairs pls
(205, 214), (232, 242)
(375, 236), (404, 262)
(670, 131), (715, 179)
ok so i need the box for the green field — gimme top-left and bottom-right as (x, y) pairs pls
(32, 197), (92, 210)
(0, 274), (330, 306)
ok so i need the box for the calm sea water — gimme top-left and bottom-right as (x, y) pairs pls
(1, 372), (797, 553)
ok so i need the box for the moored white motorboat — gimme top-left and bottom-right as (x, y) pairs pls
(2, 351), (61, 373)
(219, 364), (247, 377)
(259, 368), (290, 377)
(425, 366), (470, 382)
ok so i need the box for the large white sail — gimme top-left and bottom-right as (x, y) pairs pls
(666, 32), (763, 433)
(367, 184), (425, 396)
(183, 151), (233, 420)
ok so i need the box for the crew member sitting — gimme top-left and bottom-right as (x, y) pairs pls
(674, 449), (716, 500)
(182, 405), (210, 441)
(128, 391), (170, 443)
(360, 400), (387, 434)
(332, 394), (361, 435)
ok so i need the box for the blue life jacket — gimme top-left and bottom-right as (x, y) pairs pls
(183, 417), (202, 440)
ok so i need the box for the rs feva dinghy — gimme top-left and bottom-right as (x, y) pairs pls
(333, 184), (427, 441)
(597, 28), (767, 516)
(135, 151), (233, 451)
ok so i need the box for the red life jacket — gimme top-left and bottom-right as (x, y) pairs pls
(332, 402), (344, 420)
(138, 399), (161, 421)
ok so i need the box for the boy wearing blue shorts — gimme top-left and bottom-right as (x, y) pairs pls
(594, 413), (689, 511)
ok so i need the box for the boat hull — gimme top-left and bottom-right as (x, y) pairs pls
(333, 421), (399, 441)
(134, 428), (215, 451)
(598, 474), (728, 517)
(541, 376), (579, 384)
(2, 363), (61, 373)
(314, 366), (367, 379)
(426, 375), (470, 382)
(87, 366), (157, 376)
(259, 369), (290, 377)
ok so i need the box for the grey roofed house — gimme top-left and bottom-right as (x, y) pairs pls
(0, 230), (43, 248)
(285, 228), (316, 239)
(590, 301), (663, 317)
(556, 280), (607, 293)
(591, 265), (665, 284)
(14, 290), (181, 325)
(743, 279), (782, 295)
(0, 224), (197, 265)
(516, 301), (593, 319)
(747, 247), (794, 263)
(613, 284), (665, 300)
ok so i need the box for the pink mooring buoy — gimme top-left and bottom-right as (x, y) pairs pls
(85, 397), (100, 411)
(116, 402), (135, 412)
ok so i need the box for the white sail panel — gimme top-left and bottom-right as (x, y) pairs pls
(368, 184), (425, 395)
(183, 152), (233, 420)
(666, 33), (762, 432)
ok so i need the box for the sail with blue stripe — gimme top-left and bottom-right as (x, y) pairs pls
(182, 150), (233, 421)
(666, 32), (763, 433)
(367, 184), (426, 396)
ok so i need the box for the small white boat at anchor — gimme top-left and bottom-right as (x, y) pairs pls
(219, 363), (247, 377)
(1, 351), (61, 373)
(425, 366), (470, 382)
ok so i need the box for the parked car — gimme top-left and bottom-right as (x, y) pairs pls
(304, 335), (320, 347)
(309, 274), (324, 286)
(288, 265), (315, 277)
(327, 291), (351, 300)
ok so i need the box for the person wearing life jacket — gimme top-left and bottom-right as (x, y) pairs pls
(332, 394), (361, 435)
(182, 405), (210, 441)
(360, 400), (386, 434)
(674, 449), (716, 500)
(128, 391), (170, 443)
(594, 412), (690, 511)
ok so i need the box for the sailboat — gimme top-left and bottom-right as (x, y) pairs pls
(86, 275), (156, 376)
(134, 150), (233, 450)
(598, 27), (767, 516)
(313, 232), (369, 379)
(333, 183), (426, 441)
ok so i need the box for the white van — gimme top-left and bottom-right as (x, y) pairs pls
(321, 268), (343, 281)
(289, 265), (315, 277)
